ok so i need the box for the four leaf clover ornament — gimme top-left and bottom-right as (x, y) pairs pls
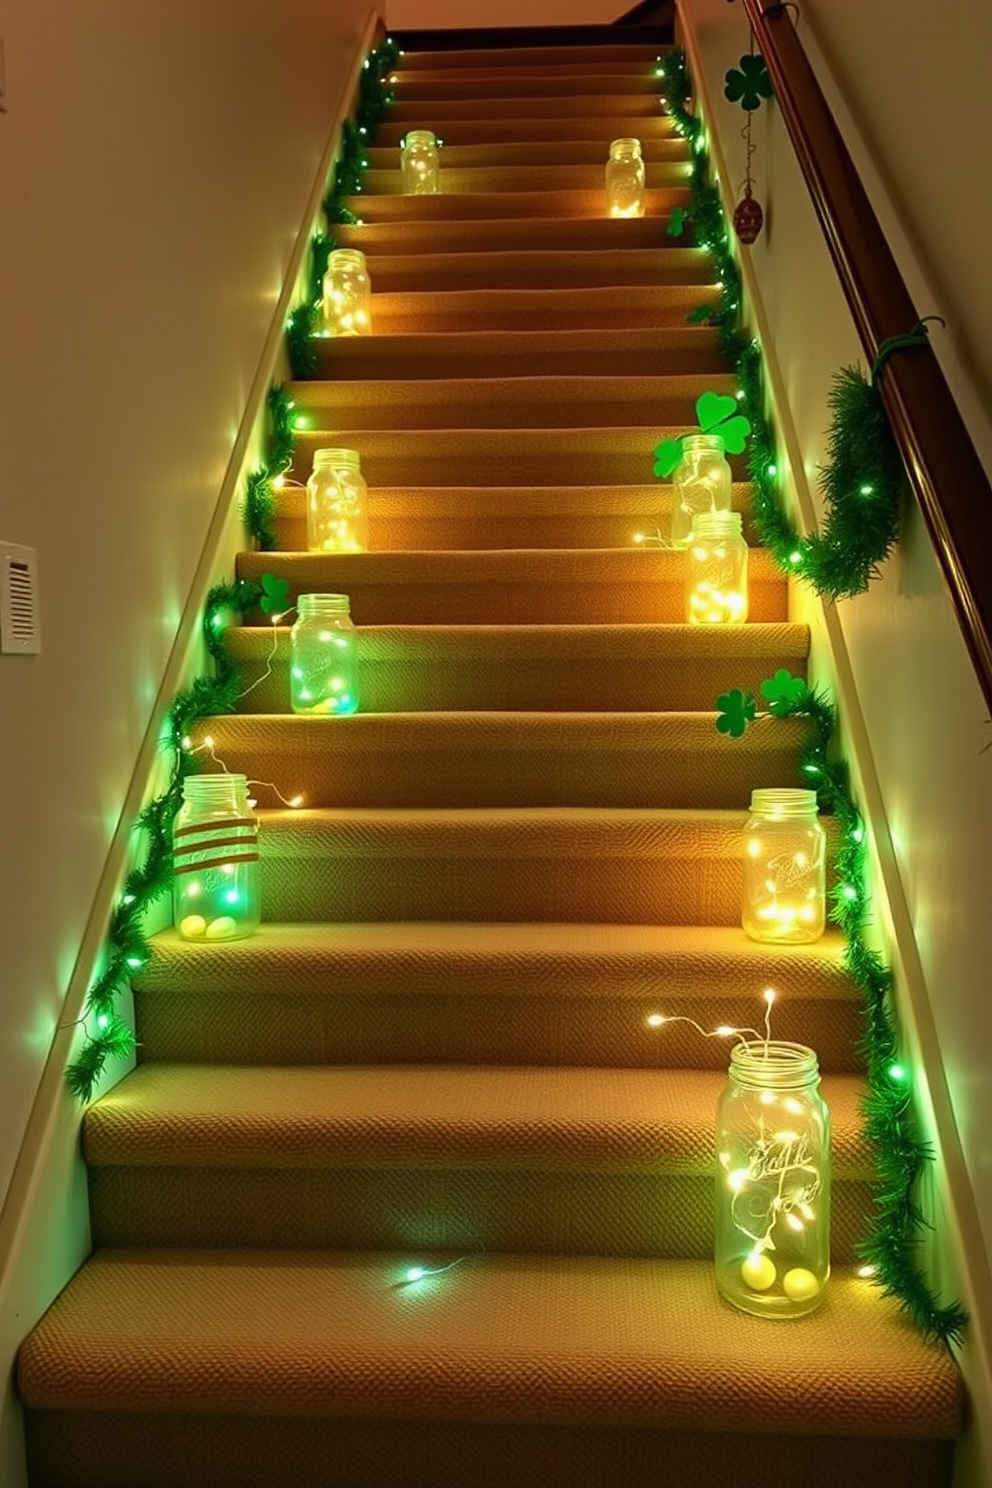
(259, 573), (292, 617)
(724, 53), (773, 112)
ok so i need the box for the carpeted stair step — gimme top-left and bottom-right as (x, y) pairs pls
(390, 73), (666, 103)
(224, 621), (807, 712)
(268, 480), (750, 550)
(17, 1250), (964, 1488)
(311, 326), (726, 381)
(394, 51), (668, 77)
(81, 1063), (874, 1258)
(343, 186), (692, 223)
(249, 806), (774, 925)
(237, 548), (786, 623)
(183, 711), (813, 810)
(288, 372), (737, 431)
(361, 162), (689, 197)
(132, 923), (861, 1072)
(388, 94), (674, 125)
(393, 40), (671, 66)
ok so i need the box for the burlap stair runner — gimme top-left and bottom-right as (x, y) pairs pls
(17, 25), (964, 1488)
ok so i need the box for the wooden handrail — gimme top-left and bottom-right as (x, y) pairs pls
(739, 0), (992, 716)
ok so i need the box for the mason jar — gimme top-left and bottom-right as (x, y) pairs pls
(401, 130), (440, 194)
(685, 509), (748, 623)
(322, 248), (372, 336)
(290, 593), (360, 715)
(606, 137), (645, 218)
(306, 448), (369, 554)
(743, 788), (826, 943)
(671, 434), (733, 547)
(716, 1040), (831, 1318)
(172, 773), (260, 941)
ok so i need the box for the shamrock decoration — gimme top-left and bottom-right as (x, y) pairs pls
(715, 689), (757, 739)
(259, 572), (291, 617)
(724, 53), (773, 112)
(760, 669), (811, 716)
(654, 390), (752, 479)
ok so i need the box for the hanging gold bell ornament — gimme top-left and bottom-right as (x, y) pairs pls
(733, 186), (764, 245)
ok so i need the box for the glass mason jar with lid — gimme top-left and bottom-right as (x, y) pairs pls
(742, 788), (827, 943)
(290, 593), (360, 716)
(605, 137), (645, 218)
(685, 509), (748, 624)
(401, 130), (440, 194)
(716, 1039), (831, 1319)
(322, 248), (372, 336)
(671, 434), (733, 547)
(172, 773), (260, 941)
(306, 448), (369, 554)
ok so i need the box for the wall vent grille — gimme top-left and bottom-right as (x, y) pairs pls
(0, 542), (41, 654)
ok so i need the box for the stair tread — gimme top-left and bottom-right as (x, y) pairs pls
(83, 1063), (871, 1173)
(238, 548), (782, 584)
(344, 187), (690, 222)
(18, 1249), (964, 1437)
(334, 218), (696, 255)
(366, 140), (690, 166)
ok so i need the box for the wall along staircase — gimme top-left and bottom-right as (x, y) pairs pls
(15, 25), (965, 1488)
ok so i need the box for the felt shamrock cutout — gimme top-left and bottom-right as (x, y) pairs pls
(715, 689), (757, 738)
(724, 53), (773, 112)
(654, 390), (753, 478)
(667, 205), (687, 240)
(259, 573), (291, 617)
(760, 669), (811, 717)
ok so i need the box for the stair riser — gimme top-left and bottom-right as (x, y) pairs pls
(366, 139), (691, 167)
(391, 76), (665, 102)
(133, 983), (862, 1072)
(360, 284), (720, 327)
(289, 373), (737, 432)
(87, 1166), (875, 1264)
(375, 116), (681, 146)
(284, 434), (749, 494)
(362, 163), (688, 195)
(189, 728), (809, 811)
(311, 337), (726, 382)
(388, 96), (670, 123)
(346, 187), (690, 222)
(226, 651), (802, 715)
(21, 1412), (956, 1488)
(257, 854), (744, 925)
(334, 218), (695, 255)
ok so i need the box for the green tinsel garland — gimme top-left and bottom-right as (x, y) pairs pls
(240, 383), (299, 551)
(286, 36), (399, 379)
(714, 675), (967, 1348)
(658, 49), (905, 602)
(66, 577), (261, 1102)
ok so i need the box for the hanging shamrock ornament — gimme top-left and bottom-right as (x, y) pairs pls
(724, 39), (772, 245)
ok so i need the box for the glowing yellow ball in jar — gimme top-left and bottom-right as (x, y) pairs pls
(716, 1039), (831, 1319)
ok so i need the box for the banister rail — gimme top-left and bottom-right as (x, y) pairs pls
(739, 0), (992, 716)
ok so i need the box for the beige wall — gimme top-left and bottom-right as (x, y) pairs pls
(0, 1), (373, 1480)
(682, 1), (992, 1480)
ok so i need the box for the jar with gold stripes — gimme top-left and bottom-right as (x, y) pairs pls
(172, 773), (260, 941)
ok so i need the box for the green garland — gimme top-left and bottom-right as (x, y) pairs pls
(285, 36), (399, 379)
(658, 49), (905, 601)
(66, 577), (261, 1102)
(241, 383), (300, 551)
(715, 674), (967, 1347)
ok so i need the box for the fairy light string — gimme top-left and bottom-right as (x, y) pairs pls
(658, 48), (905, 602)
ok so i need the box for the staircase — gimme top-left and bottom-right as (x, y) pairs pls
(15, 26), (965, 1488)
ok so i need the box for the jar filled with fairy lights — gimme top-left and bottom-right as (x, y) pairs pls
(290, 593), (360, 716)
(605, 137), (645, 218)
(716, 1039), (831, 1318)
(401, 130), (440, 194)
(743, 788), (826, 943)
(173, 774), (260, 942)
(322, 248), (372, 337)
(685, 509), (748, 624)
(306, 448), (369, 554)
(671, 434), (733, 547)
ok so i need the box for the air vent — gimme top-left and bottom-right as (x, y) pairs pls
(0, 541), (41, 654)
